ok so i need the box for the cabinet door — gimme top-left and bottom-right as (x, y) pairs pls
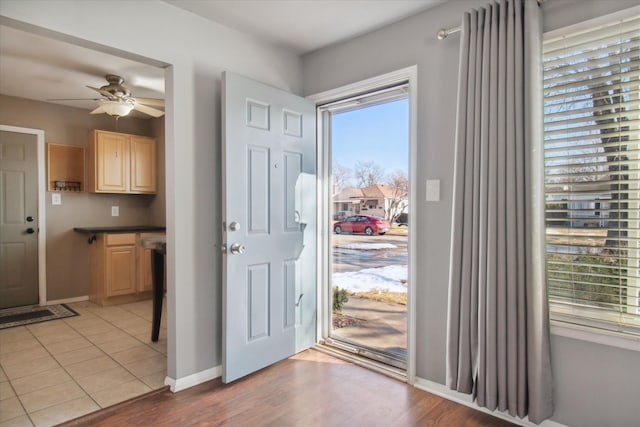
(105, 245), (137, 297)
(95, 132), (128, 192)
(130, 136), (156, 193)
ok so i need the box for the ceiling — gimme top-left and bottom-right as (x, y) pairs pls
(164, 0), (447, 55)
(0, 0), (446, 115)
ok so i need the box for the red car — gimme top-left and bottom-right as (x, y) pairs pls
(333, 215), (391, 236)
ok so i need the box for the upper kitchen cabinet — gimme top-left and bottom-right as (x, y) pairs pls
(88, 130), (157, 194)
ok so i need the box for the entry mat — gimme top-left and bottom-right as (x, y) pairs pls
(0, 304), (79, 329)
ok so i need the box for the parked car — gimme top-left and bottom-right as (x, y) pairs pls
(333, 215), (391, 236)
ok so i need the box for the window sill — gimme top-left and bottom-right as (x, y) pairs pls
(551, 320), (640, 352)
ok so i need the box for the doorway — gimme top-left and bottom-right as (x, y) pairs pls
(313, 67), (417, 376)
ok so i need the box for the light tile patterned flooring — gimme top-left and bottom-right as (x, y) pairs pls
(0, 300), (167, 427)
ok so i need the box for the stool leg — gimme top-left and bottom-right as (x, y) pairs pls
(151, 251), (165, 342)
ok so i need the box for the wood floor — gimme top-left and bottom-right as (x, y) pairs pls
(61, 349), (516, 427)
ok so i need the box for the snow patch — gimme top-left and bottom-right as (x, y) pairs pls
(333, 265), (408, 293)
(336, 243), (398, 250)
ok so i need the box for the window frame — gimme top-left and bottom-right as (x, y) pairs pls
(542, 6), (640, 350)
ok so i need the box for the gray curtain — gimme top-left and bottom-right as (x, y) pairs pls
(446, 0), (553, 423)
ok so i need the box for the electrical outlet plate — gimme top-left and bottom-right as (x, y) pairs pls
(426, 179), (440, 201)
(111, 206), (119, 216)
(52, 193), (61, 205)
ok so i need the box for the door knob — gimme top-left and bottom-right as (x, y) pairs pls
(26, 216), (34, 222)
(229, 243), (246, 255)
(26, 228), (35, 234)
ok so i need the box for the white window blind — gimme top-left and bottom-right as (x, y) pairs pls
(543, 13), (640, 335)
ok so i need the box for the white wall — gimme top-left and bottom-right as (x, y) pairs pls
(302, 1), (640, 426)
(0, 0), (302, 382)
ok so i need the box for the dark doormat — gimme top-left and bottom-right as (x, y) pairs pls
(0, 304), (79, 329)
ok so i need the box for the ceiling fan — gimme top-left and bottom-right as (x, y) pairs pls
(50, 74), (165, 118)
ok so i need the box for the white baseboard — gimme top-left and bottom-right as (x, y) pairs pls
(164, 365), (222, 392)
(413, 377), (566, 427)
(45, 296), (89, 305)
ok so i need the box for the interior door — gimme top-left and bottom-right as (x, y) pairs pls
(222, 72), (317, 383)
(0, 130), (39, 309)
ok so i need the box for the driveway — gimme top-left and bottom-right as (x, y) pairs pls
(332, 233), (408, 273)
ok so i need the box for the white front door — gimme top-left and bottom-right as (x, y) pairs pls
(0, 130), (39, 309)
(222, 72), (316, 383)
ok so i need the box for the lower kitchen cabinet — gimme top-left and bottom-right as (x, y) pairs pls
(89, 232), (165, 305)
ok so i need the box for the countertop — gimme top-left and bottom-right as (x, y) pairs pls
(74, 226), (166, 243)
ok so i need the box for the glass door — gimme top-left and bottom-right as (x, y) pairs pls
(319, 84), (410, 369)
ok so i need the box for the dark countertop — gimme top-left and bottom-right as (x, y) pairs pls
(74, 225), (166, 234)
(75, 226), (166, 243)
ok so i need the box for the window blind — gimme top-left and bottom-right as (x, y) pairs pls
(543, 14), (640, 334)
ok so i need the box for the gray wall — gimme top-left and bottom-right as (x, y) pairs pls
(3, 0), (638, 424)
(0, 94), (164, 301)
(302, 1), (640, 426)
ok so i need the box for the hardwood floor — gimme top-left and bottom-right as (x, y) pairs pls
(61, 349), (516, 427)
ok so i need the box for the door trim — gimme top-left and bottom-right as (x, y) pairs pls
(308, 65), (418, 384)
(0, 125), (47, 305)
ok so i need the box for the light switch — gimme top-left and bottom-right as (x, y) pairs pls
(426, 179), (440, 201)
(111, 206), (119, 216)
(52, 193), (62, 205)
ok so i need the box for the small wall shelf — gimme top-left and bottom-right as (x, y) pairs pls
(47, 143), (85, 192)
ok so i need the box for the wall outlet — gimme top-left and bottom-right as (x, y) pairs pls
(52, 193), (62, 205)
(111, 206), (119, 216)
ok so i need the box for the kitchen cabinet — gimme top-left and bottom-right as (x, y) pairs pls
(85, 230), (165, 305)
(104, 234), (137, 297)
(88, 130), (156, 194)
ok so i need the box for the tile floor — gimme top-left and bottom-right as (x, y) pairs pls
(0, 299), (167, 427)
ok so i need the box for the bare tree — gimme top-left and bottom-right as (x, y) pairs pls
(354, 161), (385, 188)
(332, 163), (352, 191)
(384, 170), (409, 222)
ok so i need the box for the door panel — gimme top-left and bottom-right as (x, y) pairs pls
(222, 72), (316, 383)
(247, 146), (270, 234)
(0, 130), (38, 309)
(284, 152), (302, 231)
(247, 263), (270, 340)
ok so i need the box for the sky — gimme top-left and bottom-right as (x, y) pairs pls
(331, 98), (409, 180)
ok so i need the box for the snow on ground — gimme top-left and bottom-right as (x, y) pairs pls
(333, 264), (408, 293)
(336, 243), (398, 250)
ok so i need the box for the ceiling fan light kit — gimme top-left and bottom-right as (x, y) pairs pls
(93, 99), (135, 117)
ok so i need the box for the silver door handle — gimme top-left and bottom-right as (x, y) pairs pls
(229, 243), (246, 255)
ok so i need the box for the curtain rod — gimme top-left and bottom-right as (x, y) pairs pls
(437, 0), (546, 40)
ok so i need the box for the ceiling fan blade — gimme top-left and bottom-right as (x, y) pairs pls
(133, 103), (165, 118)
(135, 97), (165, 107)
(87, 85), (114, 98)
(47, 98), (100, 101)
(90, 105), (106, 115)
